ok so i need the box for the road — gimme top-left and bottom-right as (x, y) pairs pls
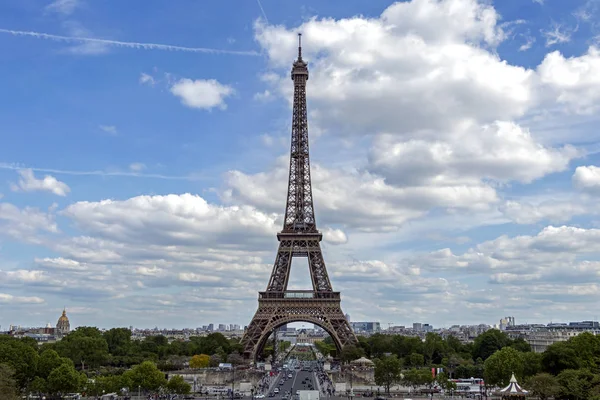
(261, 362), (322, 400)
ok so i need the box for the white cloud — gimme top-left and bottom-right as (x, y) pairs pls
(45, 0), (80, 15)
(255, 2), (533, 136)
(99, 125), (118, 135)
(129, 163), (146, 172)
(170, 78), (234, 110)
(61, 193), (278, 248)
(222, 161), (498, 232)
(369, 121), (576, 186)
(0, 203), (58, 242)
(500, 199), (589, 224)
(253, 90), (273, 101)
(322, 227), (348, 245)
(573, 165), (600, 192)
(139, 73), (156, 86)
(519, 35), (536, 51)
(538, 47), (600, 114)
(61, 21), (110, 55)
(0, 293), (44, 304)
(10, 169), (70, 196)
(541, 23), (576, 47)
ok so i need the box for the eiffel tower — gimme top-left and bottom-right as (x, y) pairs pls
(241, 34), (358, 361)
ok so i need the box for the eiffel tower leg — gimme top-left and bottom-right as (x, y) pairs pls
(241, 295), (358, 361)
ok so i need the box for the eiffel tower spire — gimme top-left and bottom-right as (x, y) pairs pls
(283, 33), (315, 233)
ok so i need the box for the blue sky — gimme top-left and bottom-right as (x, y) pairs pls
(1, 0), (600, 330)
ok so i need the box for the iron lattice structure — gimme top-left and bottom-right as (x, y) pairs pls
(241, 35), (358, 361)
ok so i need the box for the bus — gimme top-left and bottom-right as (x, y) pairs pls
(450, 378), (484, 395)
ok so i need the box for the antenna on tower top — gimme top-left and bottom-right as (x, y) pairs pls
(298, 33), (302, 59)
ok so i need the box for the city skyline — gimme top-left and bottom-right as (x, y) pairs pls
(1, 0), (600, 328)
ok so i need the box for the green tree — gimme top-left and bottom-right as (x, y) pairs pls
(56, 327), (109, 368)
(167, 375), (191, 394)
(423, 333), (447, 364)
(374, 355), (402, 394)
(542, 341), (581, 375)
(407, 353), (425, 367)
(521, 351), (542, 378)
(95, 374), (127, 395)
(483, 346), (524, 387)
(190, 354), (211, 369)
(0, 363), (20, 400)
(340, 345), (364, 364)
(29, 376), (47, 395)
(403, 368), (433, 389)
(47, 363), (81, 394)
(122, 360), (167, 392)
(510, 338), (531, 353)
(103, 327), (133, 356)
(472, 329), (511, 361)
(435, 372), (457, 391)
(227, 352), (244, 366)
(209, 354), (222, 367)
(556, 368), (598, 400)
(368, 334), (392, 359)
(0, 336), (39, 388)
(569, 332), (600, 372)
(525, 373), (560, 400)
(38, 349), (73, 380)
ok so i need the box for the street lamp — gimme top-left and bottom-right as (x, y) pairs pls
(231, 366), (236, 400)
(251, 388), (255, 400)
(138, 385), (141, 399)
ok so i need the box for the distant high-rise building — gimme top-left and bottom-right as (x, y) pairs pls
(207, 324), (214, 332)
(413, 322), (422, 331)
(218, 324), (227, 331)
(499, 316), (515, 330)
(350, 322), (380, 333)
(345, 314), (351, 322)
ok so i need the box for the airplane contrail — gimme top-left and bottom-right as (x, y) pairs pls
(256, 0), (269, 24)
(0, 28), (260, 56)
(0, 163), (205, 181)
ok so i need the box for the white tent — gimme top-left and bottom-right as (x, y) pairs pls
(498, 373), (528, 398)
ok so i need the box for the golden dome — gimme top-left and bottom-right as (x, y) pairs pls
(58, 309), (69, 323)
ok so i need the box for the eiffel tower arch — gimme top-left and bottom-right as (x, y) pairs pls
(241, 34), (358, 361)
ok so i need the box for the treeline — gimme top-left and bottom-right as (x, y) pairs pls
(0, 327), (247, 398)
(316, 330), (600, 399)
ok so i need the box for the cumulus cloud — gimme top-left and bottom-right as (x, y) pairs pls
(170, 78), (234, 110)
(573, 165), (600, 192)
(538, 47), (600, 114)
(322, 227), (348, 245)
(11, 169), (70, 196)
(0, 293), (44, 304)
(61, 193), (278, 247)
(0, 202), (58, 242)
(222, 161), (498, 232)
(369, 121), (577, 186)
(500, 199), (589, 224)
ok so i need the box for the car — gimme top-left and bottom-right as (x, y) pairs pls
(274, 388), (280, 394)
(256, 395), (266, 399)
(288, 374), (293, 378)
(280, 380), (285, 385)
